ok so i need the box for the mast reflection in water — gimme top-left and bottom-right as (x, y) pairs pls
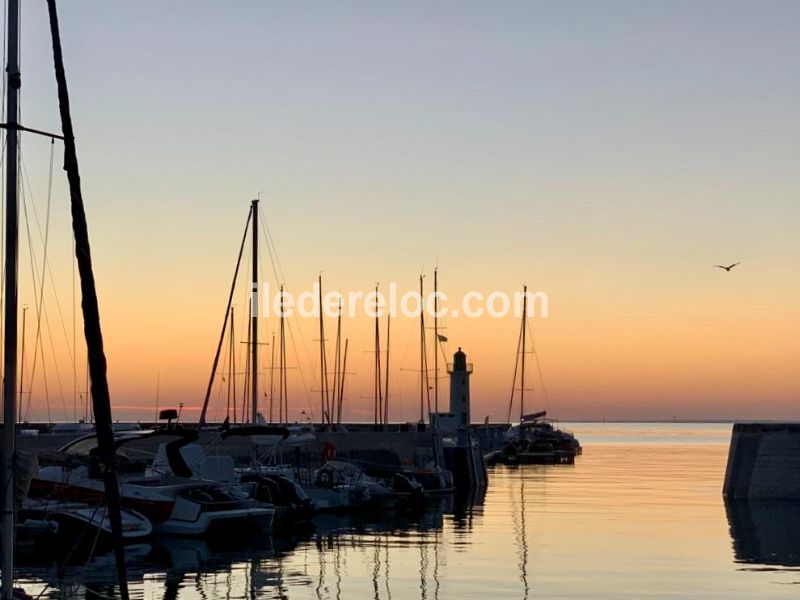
(14, 492), (485, 599)
(20, 424), (800, 599)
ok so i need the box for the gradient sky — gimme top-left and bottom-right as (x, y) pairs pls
(10, 0), (800, 422)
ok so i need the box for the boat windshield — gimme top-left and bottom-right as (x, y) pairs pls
(60, 430), (179, 465)
(62, 436), (99, 457)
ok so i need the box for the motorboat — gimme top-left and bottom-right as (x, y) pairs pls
(30, 429), (274, 537)
(18, 498), (151, 553)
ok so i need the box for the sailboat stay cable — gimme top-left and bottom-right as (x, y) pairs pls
(506, 314), (524, 424)
(19, 183), (53, 421)
(528, 320), (551, 416)
(19, 146), (80, 420)
(198, 206), (252, 426)
(19, 153), (74, 421)
(46, 0), (130, 597)
(258, 208), (314, 414)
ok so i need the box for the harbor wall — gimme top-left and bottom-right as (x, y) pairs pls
(724, 422), (800, 499)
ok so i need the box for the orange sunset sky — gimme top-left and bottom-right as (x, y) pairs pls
(8, 1), (799, 422)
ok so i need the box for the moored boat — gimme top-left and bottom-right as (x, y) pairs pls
(30, 430), (274, 537)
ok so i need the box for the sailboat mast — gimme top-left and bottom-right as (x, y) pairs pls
(332, 301), (342, 427)
(374, 284), (382, 427)
(520, 284), (528, 421)
(338, 338), (348, 425)
(269, 332), (275, 423)
(226, 307), (233, 421)
(317, 275), (329, 425)
(18, 306), (27, 423)
(243, 305), (251, 422)
(230, 307), (236, 423)
(279, 285), (286, 423)
(46, 0), (131, 594)
(384, 315), (390, 426)
(433, 269), (438, 415)
(419, 275), (425, 423)
(1, 1), (20, 595)
(251, 199), (259, 423)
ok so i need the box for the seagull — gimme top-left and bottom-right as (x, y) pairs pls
(713, 262), (741, 272)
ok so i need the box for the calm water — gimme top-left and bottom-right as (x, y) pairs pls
(15, 423), (800, 599)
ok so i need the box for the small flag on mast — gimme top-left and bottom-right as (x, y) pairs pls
(437, 334), (448, 342)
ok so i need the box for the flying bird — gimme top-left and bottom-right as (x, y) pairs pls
(713, 262), (740, 272)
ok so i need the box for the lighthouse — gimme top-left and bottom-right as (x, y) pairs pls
(430, 347), (473, 431)
(448, 347), (473, 426)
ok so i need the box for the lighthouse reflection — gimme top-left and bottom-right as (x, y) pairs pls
(726, 499), (800, 568)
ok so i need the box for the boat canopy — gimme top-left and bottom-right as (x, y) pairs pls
(520, 411), (547, 423)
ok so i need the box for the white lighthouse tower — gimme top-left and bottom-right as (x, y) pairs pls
(448, 347), (473, 426)
(431, 347), (473, 431)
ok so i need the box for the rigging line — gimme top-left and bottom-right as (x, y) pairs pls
(259, 207), (314, 412)
(527, 320), (550, 414)
(240, 250), (252, 421)
(258, 230), (267, 421)
(506, 315), (524, 425)
(20, 177), (53, 421)
(258, 206), (287, 286)
(20, 153), (70, 420)
(20, 144), (66, 420)
(20, 151), (78, 372)
(198, 206), (252, 426)
(284, 307), (313, 414)
(42, 295), (69, 420)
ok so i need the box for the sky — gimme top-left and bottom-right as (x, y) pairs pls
(8, 0), (800, 422)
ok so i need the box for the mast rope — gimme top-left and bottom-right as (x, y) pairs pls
(259, 207), (313, 418)
(506, 314), (524, 424)
(19, 165), (55, 421)
(20, 148), (74, 422)
(528, 320), (551, 417)
(198, 206), (251, 426)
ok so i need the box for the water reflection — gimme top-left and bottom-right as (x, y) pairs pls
(16, 491), (485, 599)
(20, 426), (787, 598)
(726, 499), (800, 568)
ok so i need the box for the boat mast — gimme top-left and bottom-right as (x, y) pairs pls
(317, 275), (329, 426)
(269, 332), (275, 423)
(279, 284), (287, 423)
(226, 307), (232, 421)
(17, 306), (27, 423)
(433, 268), (438, 415)
(251, 198), (259, 423)
(384, 314), (390, 426)
(46, 0), (130, 594)
(374, 284), (382, 427)
(198, 207), (252, 426)
(331, 300), (342, 427)
(520, 285), (528, 421)
(419, 275), (430, 423)
(419, 275), (424, 422)
(232, 309), (237, 423)
(338, 338), (348, 425)
(1, 0), (20, 595)
(243, 304), (251, 422)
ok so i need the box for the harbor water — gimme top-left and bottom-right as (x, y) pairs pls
(14, 423), (800, 599)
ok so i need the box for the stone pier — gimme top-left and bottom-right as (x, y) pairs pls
(724, 422), (800, 499)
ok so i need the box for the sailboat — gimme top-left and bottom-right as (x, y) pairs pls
(486, 286), (581, 466)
